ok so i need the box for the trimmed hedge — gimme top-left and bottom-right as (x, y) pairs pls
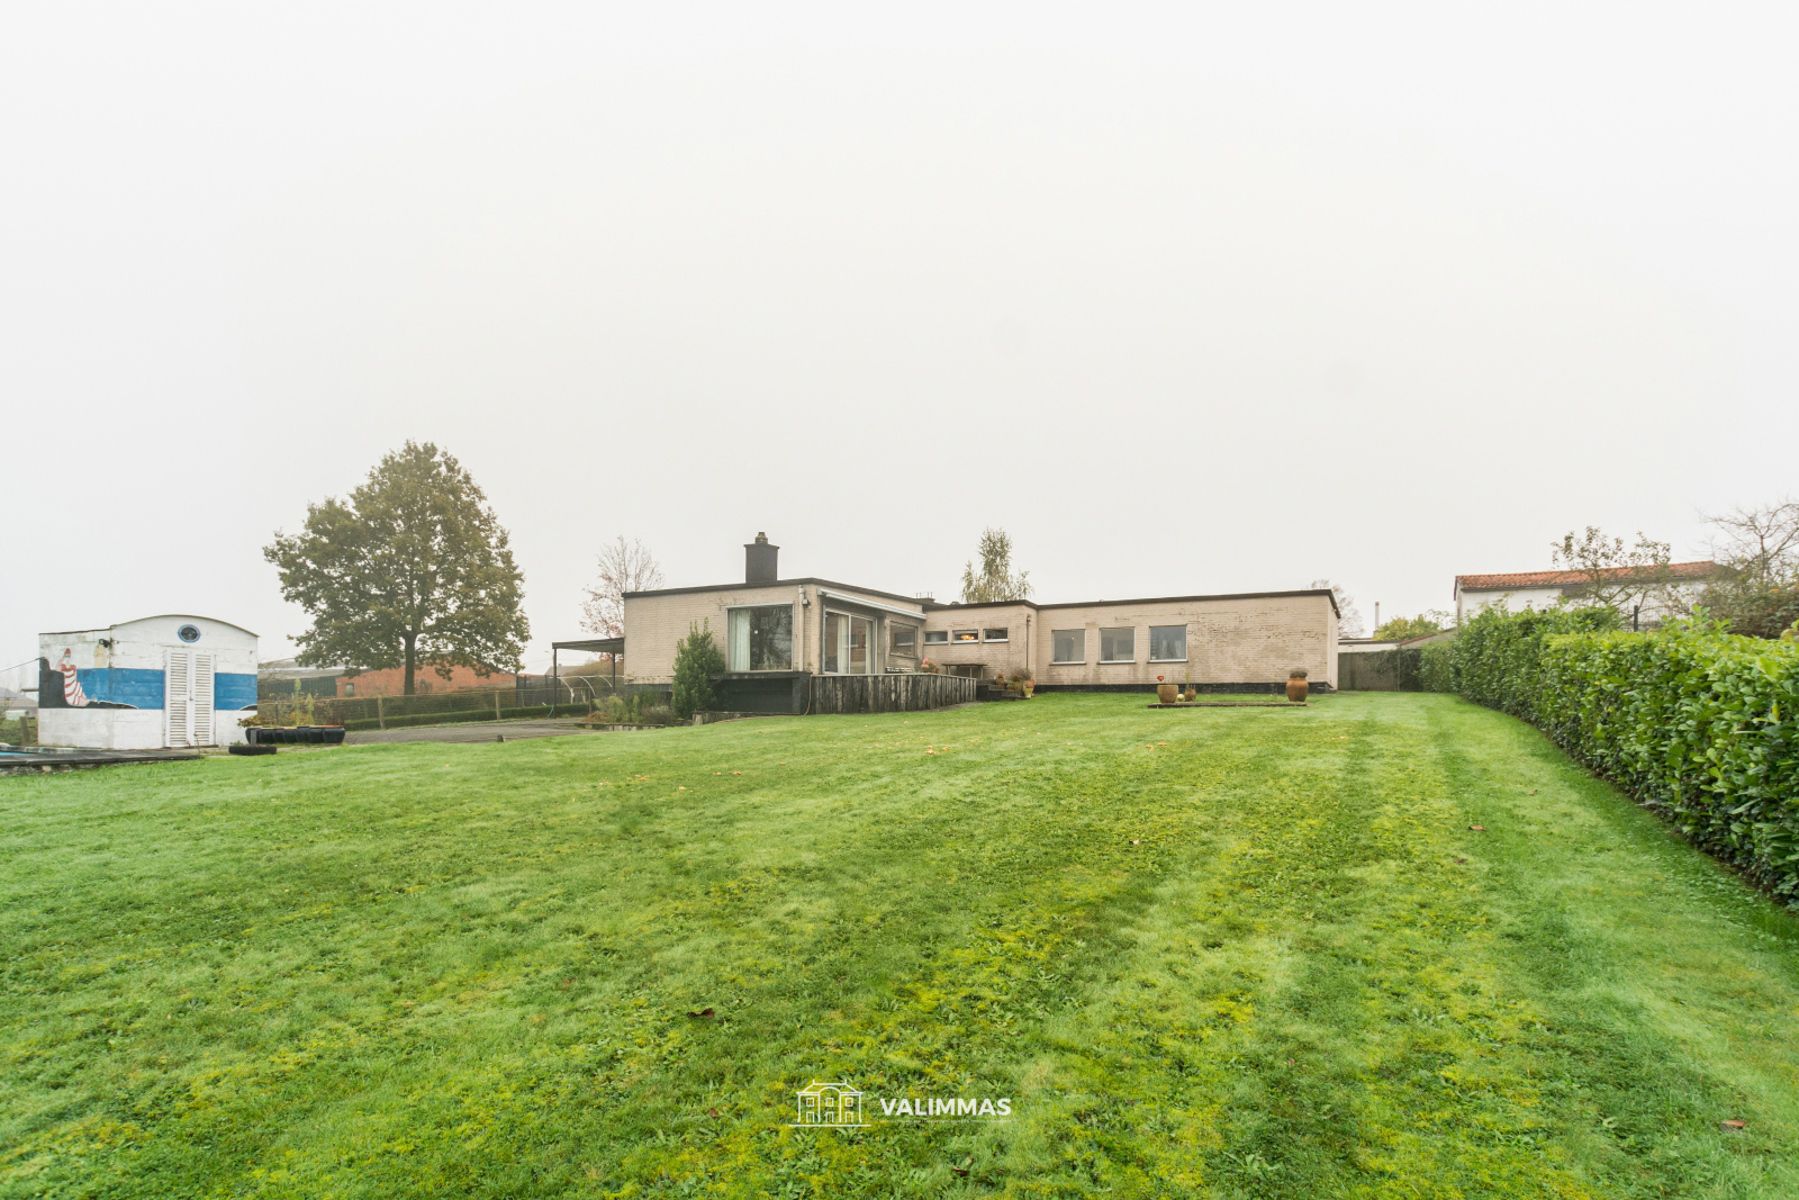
(1438, 608), (1799, 902)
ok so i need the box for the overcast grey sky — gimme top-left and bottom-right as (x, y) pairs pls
(4, 2), (1794, 670)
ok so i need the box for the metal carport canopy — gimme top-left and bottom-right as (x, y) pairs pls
(549, 637), (625, 710)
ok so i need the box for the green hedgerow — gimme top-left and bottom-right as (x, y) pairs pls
(1440, 606), (1799, 902)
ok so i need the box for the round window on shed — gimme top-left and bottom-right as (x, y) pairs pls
(177, 624), (201, 643)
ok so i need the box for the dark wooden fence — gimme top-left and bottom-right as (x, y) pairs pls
(808, 673), (979, 714)
(1338, 648), (1425, 691)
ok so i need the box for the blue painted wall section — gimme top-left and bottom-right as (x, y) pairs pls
(73, 668), (162, 710)
(215, 673), (257, 711)
(73, 669), (259, 711)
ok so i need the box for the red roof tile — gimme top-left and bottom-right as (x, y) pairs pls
(1455, 561), (1719, 591)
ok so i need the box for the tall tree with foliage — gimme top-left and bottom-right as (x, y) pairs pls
(1372, 611), (1450, 641)
(960, 527), (1032, 603)
(264, 442), (530, 694)
(670, 621), (725, 719)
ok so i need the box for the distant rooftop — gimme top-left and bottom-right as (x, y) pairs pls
(1456, 561), (1719, 592)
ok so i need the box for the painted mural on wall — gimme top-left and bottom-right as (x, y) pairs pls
(34, 622), (260, 715)
(37, 647), (137, 709)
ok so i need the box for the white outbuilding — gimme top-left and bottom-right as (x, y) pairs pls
(36, 615), (258, 750)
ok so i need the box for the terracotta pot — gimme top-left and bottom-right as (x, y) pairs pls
(1022, 682), (1035, 698)
(1183, 687), (1197, 702)
(1286, 674), (1309, 703)
(1157, 682), (1178, 704)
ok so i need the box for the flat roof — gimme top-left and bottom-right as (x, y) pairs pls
(623, 577), (929, 605)
(928, 589), (1340, 617)
(625, 579), (1339, 618)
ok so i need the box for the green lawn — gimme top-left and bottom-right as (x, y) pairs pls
(5, 693), (1799, 1198)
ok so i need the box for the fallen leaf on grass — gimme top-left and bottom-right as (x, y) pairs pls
(708, 1107), (721, 1118)
(1721, 1119), (1747, 1131)
(1129, 839), (1142, 846)
(686, 1007), (716, 1020)
(951, 1158), (973, 1178)
(1469, 824), (1486, 832)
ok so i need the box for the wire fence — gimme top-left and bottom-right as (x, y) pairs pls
(255, 677), (670, 731)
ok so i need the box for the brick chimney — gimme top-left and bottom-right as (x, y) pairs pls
(745, 532), (779, 585)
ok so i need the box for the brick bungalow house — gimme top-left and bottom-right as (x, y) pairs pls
(619, 534), (1338, 707)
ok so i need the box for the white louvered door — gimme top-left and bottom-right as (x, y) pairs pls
(166, 650), (192, 746)
(192, 653), (215, 745)
(165, 650), (218, 747)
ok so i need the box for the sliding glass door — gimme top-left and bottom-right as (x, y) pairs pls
(823, 611), (877, 674)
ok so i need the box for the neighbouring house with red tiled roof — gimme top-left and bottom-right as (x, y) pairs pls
(1453, 561), (1722, 628)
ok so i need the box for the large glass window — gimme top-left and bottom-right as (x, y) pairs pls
(1149, 625), (1187, 661)
(1099, 627), (1135, 663)
(890, 624), (919, 657)
(1051, 629), (1085, 663)
(728, 605), (793, 671)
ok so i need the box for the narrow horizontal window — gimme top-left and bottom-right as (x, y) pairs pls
(982, 627), (1008, 642)
(923, 630), (949, 644)
(952, 629), (979, 643)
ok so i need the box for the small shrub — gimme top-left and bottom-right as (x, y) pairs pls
(671, 622), (725, 720)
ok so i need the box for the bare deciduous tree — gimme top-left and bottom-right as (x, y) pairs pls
(1310, 579), (1364, 637)
(1550, 526), (1681, 619)
(1706, 498), (1799, 585)
(1701, 499), (1799, 638)
(581, 536), (665, 639)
